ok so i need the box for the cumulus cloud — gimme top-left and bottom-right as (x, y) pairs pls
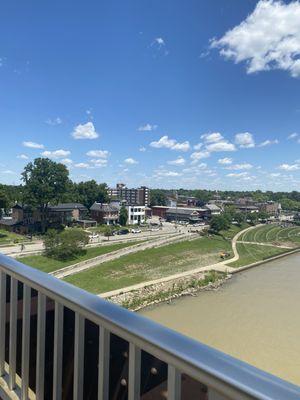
(139, 147), (146, 152)
(225, 163), (253, 170)
(150, 135), (190, 151)
(190, 151), (210, 164)
(71, 122), (99, 139)
(124, 158), (138, 165)
(235, 132), (255, 148)
(17, 154), (29, 160)
(41, 149), (71, 159)
(138, 123), (157, 132)
(201, 132), (224, 143)
(90, 158), (108, 167)
(278, 163), (300, 171)
(226, 172), (249, 178)
(23, 141), (44, 149)
(167, 157), (186, 166)
(86, 150), (109, 158)
(206, 141), (236, 152)
(61, 158), (73, 165)
(258, 139), (279, 147)
(211, 0), (300, 78)
(218, 157), (233, 165)
(74, 163), (90, 169)
(155, 170), (182, 177)
(46, 117), (62, 126)
(288, 132), (298, 139)
(193, 143), (203, 150)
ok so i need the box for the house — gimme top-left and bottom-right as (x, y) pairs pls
(257, 201), (281, 215)
(204, 203), (221, 215)
(47, 203), (88, 225)
(90, 203), (119, 225)
(0, 204), (41, 234)
(165, 207), (210, 223)
(126, 205), (146, 225)
(151, 206), (170, 219)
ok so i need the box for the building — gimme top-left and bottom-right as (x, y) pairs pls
(203, 203), (221, 215)
(47, 203), (88, 225)
(90, 202), (119, 225)
(257, 201), (281, 215)
(165, 207), (210, 223)
(151, 205), (169, 219)
(108, 183), (150, 206)
(126, 205), (146, 225)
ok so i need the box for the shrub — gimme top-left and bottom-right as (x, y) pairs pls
(44, 228), (89, 260)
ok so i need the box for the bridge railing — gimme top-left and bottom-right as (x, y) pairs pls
(0, 253), (299, 399)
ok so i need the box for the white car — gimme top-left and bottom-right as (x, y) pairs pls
(89, 233), (99, 240)
(151, 227), (160, 232)
(131, 229), (141, 234)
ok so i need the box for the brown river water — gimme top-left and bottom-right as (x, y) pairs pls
(141, 253), (300, 385)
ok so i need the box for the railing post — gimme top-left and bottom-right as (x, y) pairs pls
(36, 292), (46, 400)
(73, 313), (85, 400)
(9, 277), (18, 390)
(0, 271), (7, 377)
(21, 284), (31, 400)
(128, 343), (141, 400)
(53, 302), (64, 400)
(168, 365), (181, 400)
(98, 326), (110, 400)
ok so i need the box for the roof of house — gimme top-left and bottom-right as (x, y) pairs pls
(166, 208), (200, 216)
(204, 204), (221, 211)
(48, 203), (87, 212)
(90, 203), (119, 212)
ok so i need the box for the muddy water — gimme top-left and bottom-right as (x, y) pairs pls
(141, 253), (300, 385)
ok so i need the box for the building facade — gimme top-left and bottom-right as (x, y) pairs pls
(126, 205), (146, 225)
(90, 203), (119, 225)
(108, 183), (150, 206)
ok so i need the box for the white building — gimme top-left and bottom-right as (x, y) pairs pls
(126, 205), (146, 225)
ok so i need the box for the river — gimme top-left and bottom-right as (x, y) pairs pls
(141, 253), (300, 385)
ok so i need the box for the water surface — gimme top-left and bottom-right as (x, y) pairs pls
(141, 253), (300, 385)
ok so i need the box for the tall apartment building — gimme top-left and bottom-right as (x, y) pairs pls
(108, 183), (150, 206)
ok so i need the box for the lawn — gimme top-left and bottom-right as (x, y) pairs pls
(240, 224), (300, 245)
(0, 229), (26, 245)
(17, 241), (139, 273)
(228, 242), (289, 268)
(64, 235), (232, 294)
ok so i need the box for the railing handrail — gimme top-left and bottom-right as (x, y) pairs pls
(0, 253), (300, 399)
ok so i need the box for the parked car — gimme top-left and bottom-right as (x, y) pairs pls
(151, 227), (160, 232)
(89, 233), (99, 240)
(117, 229), (129, 235)
(131, 228), (141, 234)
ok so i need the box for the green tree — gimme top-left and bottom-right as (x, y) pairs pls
(210, 215), (231, 233)
(0, 189), (8, 218)
(73, 180), (109, 208)
(103, 225), (114, 241)
(44, 228), (89, 260)
(150, 189), (167, 206)
(234, 212), (245, 226)
(119, 206), (128, 226)
(22, 158), (69, 232)
(245, 212), (258, 225)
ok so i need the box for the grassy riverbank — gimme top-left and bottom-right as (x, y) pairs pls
(240, 224), (300, 244)
(64, 235), (232, 293)
(17, 241), (139, 273)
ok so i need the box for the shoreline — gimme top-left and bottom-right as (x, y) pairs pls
(105, 246), (300, 311)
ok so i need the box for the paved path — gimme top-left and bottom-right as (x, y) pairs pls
(52, 232), (198, 279)
(99, 225), (259, 298)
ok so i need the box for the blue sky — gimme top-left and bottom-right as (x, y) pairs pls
(1, 0), (300, 191)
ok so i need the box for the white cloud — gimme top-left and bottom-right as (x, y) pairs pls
(41, 149), (71, 159)
(235, 132), (255, 148)
(139, 146), (146, 152)
(17, 154), (29, 160)
(23, 141), (44, 149)
(138, 123), (157, 132)
(288, 132), (298, 139)
(167, 157), (186, 166)
(2, 170), (15, 175)
(90, 158), (108, 167)
(155, 170), (182, 177)
(46, 117), (62, 126)
(201, 132), (224, 143)
(61, 158), (73, 165)
(258, 139), (279, 147)
(226, 163), (253, 170)
(190, 151), (210, 164)
(74, 163), (90, 169)
(218, 157), (233, 165)
(124, 158), (138, 165)
(86, 150), (109, 158)
(72, 122), (99, 139)
(150, 135), (190, 152)
(226, 172), (249, 178)
(211, 0), (300, 78)
(193, 143), (203, 150)
(278, 163), (300, 171)
(154, 37), (165, 47)
(206, 141), (236, 152)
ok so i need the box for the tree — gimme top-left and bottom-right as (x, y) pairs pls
(22, 158), (69, 232)
(150, 189), (167, 206)
(210, 215), (231, 234)
(44, 228), (89, 260)
(245, 212), (258, 225)
(234, 212), (245, 226)
(119, 206), (128, 226)
(73, 180), (109, 208)
(103, 225), (114, 241)
(0, 189), (8, 219)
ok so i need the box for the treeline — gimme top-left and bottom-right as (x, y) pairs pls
(150, 188), (300, 211)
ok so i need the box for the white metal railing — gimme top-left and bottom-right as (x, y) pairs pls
(0, 253), (300, 399)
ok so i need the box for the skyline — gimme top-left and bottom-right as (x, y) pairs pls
(1, 0), (300, 191)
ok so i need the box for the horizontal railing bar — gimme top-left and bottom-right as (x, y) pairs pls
(1, 254), (300, 400)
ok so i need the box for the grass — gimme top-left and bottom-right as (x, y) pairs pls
(240, 224), (300, 244)
(64, 235), (233, 294)
(17, 241), (140, 273)
(229, 242), (290, 268)
(0, 229), (26, 245)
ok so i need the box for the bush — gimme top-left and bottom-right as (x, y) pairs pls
(44, 228), (89, 260)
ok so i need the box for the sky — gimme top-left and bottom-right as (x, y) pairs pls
(1, 0), (300, 191)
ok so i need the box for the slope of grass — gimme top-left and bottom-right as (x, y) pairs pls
(229, 242), (289, 268)
(17, 241), (140, 273)
(241, 224), (300, 244)
(0, 229), (26, 245)
(64, 235), (233, 294)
